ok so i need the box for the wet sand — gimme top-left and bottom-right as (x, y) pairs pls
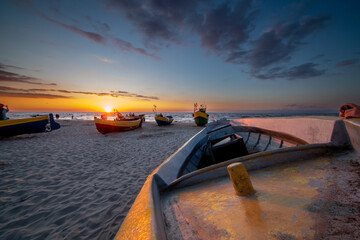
(0, 120), (202, 239)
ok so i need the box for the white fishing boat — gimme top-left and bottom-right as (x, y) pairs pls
(115, 116), (360, 239)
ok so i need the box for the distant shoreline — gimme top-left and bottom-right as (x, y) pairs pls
(6, 111), (338, 122)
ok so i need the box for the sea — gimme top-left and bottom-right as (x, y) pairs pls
(7, 111), (339, 122)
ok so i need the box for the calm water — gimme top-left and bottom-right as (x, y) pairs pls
(7, 111), (338, 122)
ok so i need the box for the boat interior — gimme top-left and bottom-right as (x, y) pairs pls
(178, 122), (308, 177)
(116, 117), (360, 240)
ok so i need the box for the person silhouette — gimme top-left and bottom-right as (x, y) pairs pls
(0, 104), (9, 120)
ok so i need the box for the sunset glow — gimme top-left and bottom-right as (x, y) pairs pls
(0, 1), (359, 112)
(105, 106), (112, 113)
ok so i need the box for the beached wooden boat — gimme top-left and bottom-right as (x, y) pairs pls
(155, 115), (174, 126)
(193, 103), (208, 126)
(125, 114), (145, 122)
(94, 117), (142, 134)
(115, 116), (360, 239)
(152, 105), (173, 126)
(0, 114), (61, 137)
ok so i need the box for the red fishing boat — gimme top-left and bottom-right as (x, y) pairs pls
(94, 117), (142, 134)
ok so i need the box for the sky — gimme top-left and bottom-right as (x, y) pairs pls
(0, 0), (359, 112)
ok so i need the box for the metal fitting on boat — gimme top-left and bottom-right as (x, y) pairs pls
(227, 162), (254, 196)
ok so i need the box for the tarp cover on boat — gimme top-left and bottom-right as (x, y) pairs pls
(339, 103), (360, 119)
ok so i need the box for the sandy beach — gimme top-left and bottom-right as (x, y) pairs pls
(0, 120), (202, 239)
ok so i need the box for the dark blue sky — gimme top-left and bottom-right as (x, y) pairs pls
(0, 0), (359, 112)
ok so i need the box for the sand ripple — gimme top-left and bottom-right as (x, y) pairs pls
(0, 120), (201, 239)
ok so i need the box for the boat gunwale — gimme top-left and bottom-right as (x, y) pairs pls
(0, 115), (49, 127)
(155, 115), (173, 121)
(344, 118), (360, 127)
(344, 118), (360, 153)
(177, 124), (310, 179)
(232, 125), (309, 145)
(93, 117), (141, 126)
(167, 142), (338, 190)
(193, 111), (209, 119)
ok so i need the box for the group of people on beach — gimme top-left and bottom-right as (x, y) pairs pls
(0, 104), (9, 120)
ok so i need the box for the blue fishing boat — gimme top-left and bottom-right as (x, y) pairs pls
(153, 105), (173, 126)
(0, 114), (60, 137)
(155, 115), (174, 126)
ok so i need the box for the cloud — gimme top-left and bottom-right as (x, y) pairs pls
(0, 63), (41, 72)
(85, 15), (111, 33)
(112, 38), (160, 60)
(240, 14), (331, 69)
(0, 91), (69, 99)
(38, 12), (159, 59)
(39, 13), (105, 44)
(15, 1), (159, 59)
(99, 21), (110, 32)
(0, 86), (67, 98)
(108, 0), (195, 44)
(310, 54), (324, 60)
(231, 13), (330, 80)
(109, 90), (159, 100)
(0, 64), (56, 85)
(108, 0), (330, 81)
(254, 62), (325, 80)
(17, 0), (332, 80)
(285, 0), (314, 20)
(107, 0), (329, 66)
(108, 0), (257, 52)
(97, 57), (113, 63)
(0, 63), (26, 70)
(14, 1), (106, 44)
(0, 86), (159, 101)
(336, 58), (359, 67)
(191, 0), (257, 53)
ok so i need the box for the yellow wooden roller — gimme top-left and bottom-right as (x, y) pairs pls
(227, 162), (254, 196)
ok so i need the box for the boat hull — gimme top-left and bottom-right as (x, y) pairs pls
(94, 117), (142, 134)
(115, 117), (360, 240)
(0, 116), (50, 137)
(125, 115), (145, 122)
(194, 111), (208, 126)
(155, 115), (173, 126)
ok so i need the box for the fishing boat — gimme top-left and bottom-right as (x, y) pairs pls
(193, 103), (209, 126)
(155, 115), (174, 126)
(153, 105), (173, 126)
(115, 116), (360, 239)
(94, 117), (142, 134)
(124, 113), (146, 122)
(0, 113), (61, 137)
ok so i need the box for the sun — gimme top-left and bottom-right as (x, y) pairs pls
(105, 106), (112, 113)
